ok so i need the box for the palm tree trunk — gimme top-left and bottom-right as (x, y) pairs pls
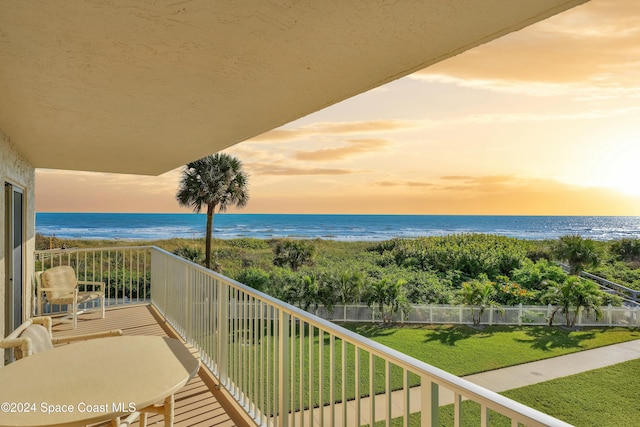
(205, 204), (214, 269)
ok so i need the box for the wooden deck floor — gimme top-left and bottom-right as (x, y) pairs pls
(51, 304), (248, 427)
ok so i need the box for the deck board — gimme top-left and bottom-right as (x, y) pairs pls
(50, 304), (245, 427)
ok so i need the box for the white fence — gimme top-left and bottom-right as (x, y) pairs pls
(312, 303), (640, 328)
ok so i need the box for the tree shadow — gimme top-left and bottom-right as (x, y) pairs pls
(349, 323), (398, 338)
(514, 326), (596, 351)
(423, 325), (493, 346)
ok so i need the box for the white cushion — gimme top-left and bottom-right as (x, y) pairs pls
(41, 266), (77, 301)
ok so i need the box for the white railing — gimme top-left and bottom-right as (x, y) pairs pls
(311, 303), (640, 328)
(35, 247), (151, 315)
(149, 247), (572, 427)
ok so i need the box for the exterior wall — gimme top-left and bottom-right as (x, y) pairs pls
(0, 128), (35, 364)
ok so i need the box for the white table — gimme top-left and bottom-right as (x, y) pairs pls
(0, 336), (199, 427)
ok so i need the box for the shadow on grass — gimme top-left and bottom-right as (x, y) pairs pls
(515, 326), (596, 351)
(348, 323), (398, 338)
(422, 325), (493, 346)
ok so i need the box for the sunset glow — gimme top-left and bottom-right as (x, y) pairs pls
(36, 0), (640, 215)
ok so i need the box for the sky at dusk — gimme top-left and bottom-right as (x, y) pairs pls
(36, 0), (640, 215)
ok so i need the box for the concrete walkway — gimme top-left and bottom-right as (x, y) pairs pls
(463, 338), (640, 392)
(291, 339), (640, 426)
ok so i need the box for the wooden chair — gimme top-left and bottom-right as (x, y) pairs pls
(36, 265), (106, 328)
(0, 316), (122, 360)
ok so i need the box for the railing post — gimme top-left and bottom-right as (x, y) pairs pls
(421, 377), (438, 427)
(217, 280), (229, 387)
(278, 310), (290, 427)
(185, 264), (192, 341)
(518, 303), (523, 326)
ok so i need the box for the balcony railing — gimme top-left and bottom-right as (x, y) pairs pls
(36, 246), (572, 427)
(35, 246), (151, 315)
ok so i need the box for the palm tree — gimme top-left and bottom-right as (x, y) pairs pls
(457, 275), (503, 326)
(365, 278), (407, 323)
(176, 153), (249, 269)
(542, 276), (603, 327)
(552, 234), (601, 275)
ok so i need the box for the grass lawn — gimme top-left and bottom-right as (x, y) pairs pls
(344, 323), (640, 376)
(502, 358), (640, 427)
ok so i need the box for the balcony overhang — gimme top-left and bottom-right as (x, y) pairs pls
(0, 0), (587, 175)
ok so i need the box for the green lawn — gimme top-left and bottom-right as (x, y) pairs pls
(503, 359), (640, 427)
(344, 323), (640, 376)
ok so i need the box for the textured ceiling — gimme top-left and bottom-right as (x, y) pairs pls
(0, 0), (587, 175)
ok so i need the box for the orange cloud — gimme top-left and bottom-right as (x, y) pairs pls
(294, 139), (391, 161)
(375, 180), (435, 188)
(249, 120), (415, 143)
(438, 175), (520, 192)
(246, 163), (363, 176)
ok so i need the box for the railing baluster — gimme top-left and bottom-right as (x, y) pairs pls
(370, 353), (375, 427)
(404, 369), (410, 427)
(386, 361), (392, 427)
(481, 403), (489, 427)
(355, 347), (361, 427)
(454, 392), (462, 427)
(299, 319), (305, 427)
(329, 334), (335, 427)
(318, 330), (324, 427)
(341, 340), (346, 427)
(421, 378), (438, 427)
(308, 324), (314, 427)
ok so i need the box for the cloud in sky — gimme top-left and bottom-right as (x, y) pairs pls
(294, 139), (391, 161)
(376, 180), (435, 188)
(246, 163), (364, 176)
(249, 119), (415, 143)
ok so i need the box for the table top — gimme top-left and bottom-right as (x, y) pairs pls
(0, 335), (199, 427)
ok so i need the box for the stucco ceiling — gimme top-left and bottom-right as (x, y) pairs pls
(0, 0), (587, 175)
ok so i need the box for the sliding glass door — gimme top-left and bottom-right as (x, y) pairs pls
(4, 183), (23, 364)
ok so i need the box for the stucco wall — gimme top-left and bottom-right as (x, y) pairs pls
(0, 128), (35, 359)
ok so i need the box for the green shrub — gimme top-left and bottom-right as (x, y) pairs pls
(235, 267), (270, 292)
(172, 245), (204, 263)
(272, 239), (316, 271)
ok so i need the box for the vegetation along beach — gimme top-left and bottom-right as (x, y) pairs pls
(36, 221), (640, 319)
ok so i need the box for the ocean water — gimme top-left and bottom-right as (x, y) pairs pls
(35, 213), (640, 241)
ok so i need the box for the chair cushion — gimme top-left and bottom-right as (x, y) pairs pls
(77, 291), (103, 303)
(14, 324), (53, 359)
(41, 266), (78, 301)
